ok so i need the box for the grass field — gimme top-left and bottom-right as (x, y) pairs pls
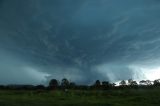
(0, 88), (160, 106)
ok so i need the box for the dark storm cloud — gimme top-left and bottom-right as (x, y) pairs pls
(0, 0), (160, 84)
(0, 49), (49, 85)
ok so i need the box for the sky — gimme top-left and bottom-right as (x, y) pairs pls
(0, 0), (160, 85)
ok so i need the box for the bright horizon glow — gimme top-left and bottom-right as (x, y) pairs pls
(141, 67), (160, 81)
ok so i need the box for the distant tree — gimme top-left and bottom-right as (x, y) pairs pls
(93, 80), (101, 89)
(128, 79), (138, 87)
(49, 79), (59, 89)
(69, 82), (76, 89)
(154, 79), (160, 86)
(119, 80), (126, 86)
(146, 80), (152, 86)
(130, 81), (138, 86)
(139, 80), (147, 85)
(95, 80), (101, 86)
(140, 80), (151, 85)
(111, 83), (116, 87)
(102, 81), (112, 89)
(35, 85), (45, 90)
(102, 81), (110, 86)
(128, 79), (133, 85)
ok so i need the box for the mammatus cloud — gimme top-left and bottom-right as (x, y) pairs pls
(0, 0), (160, 84)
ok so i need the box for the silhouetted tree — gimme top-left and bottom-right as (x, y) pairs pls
(95, 80), (101, 86)
(49, 79), (59, 89)
(111, 83), (116, 87)
(101, 81), (111, 89)
(130, 81), (138, 86)
(35, 85), (45, 90)
(154, 79), (160, 86)
(102, 81), (110, 86)
(128, 79), (138, 88)
(139, 80), (152, 86)
(139, 80), (147, 85)
(93, 80), (101, 89)
(119, 80), (126, 86)
(61, 78), (70, 88)
(128, 79), (133, 85)
(146, 80), (152, 86)
(69, 82), (76, 89)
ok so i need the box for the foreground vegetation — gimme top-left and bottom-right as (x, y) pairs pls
(0, 88), (160, 106)
(1, 78), (160, 106)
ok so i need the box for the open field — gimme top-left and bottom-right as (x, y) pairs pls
(0, 88), (160, 106)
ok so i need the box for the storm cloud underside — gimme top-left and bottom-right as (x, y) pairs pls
(0, 0), (160, 85)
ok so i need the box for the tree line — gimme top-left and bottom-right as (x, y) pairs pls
(0, 78), (160, 90)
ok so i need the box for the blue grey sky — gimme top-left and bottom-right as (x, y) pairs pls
(0, 0), (160, 85)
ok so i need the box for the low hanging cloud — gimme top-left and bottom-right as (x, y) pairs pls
(0, 50), (49, 85)
(0, 0), (160, 85)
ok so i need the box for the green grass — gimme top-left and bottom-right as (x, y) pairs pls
(0, 88), (160, 106)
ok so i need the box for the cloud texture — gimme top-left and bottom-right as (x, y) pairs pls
(0, 0), (160, 84)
